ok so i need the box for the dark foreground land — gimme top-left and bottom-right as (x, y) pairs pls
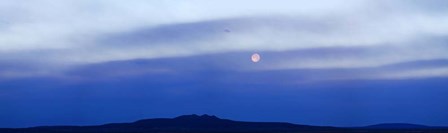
(1, 114), (447, 133)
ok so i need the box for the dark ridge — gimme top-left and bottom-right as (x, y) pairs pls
(173, 114), (221, 120)
(0, 115), (447, 133)
(364, 123), (430, 129)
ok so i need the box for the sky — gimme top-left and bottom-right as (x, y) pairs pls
(0, 0), (448, 128)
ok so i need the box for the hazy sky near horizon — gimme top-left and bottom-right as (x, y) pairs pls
(1, 0), (448, 128)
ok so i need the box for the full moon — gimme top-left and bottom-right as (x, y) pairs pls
(251, 53), (261, 63)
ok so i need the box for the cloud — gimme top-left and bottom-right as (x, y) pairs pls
(0, 0), (448, 79)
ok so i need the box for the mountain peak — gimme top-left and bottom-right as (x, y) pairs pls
(174, 114), (220, 120)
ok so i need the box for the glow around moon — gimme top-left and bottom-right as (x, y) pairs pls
(251, 53), (261, 63)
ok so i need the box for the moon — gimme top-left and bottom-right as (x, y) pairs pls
(251, 53), (261, 63)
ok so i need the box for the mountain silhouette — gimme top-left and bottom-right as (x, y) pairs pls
(364, 123), (431, 129)
(95, 114), (342, 132)
(0, 114), (447, 133)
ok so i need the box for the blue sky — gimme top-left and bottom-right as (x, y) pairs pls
(0, 0), (448, 128)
